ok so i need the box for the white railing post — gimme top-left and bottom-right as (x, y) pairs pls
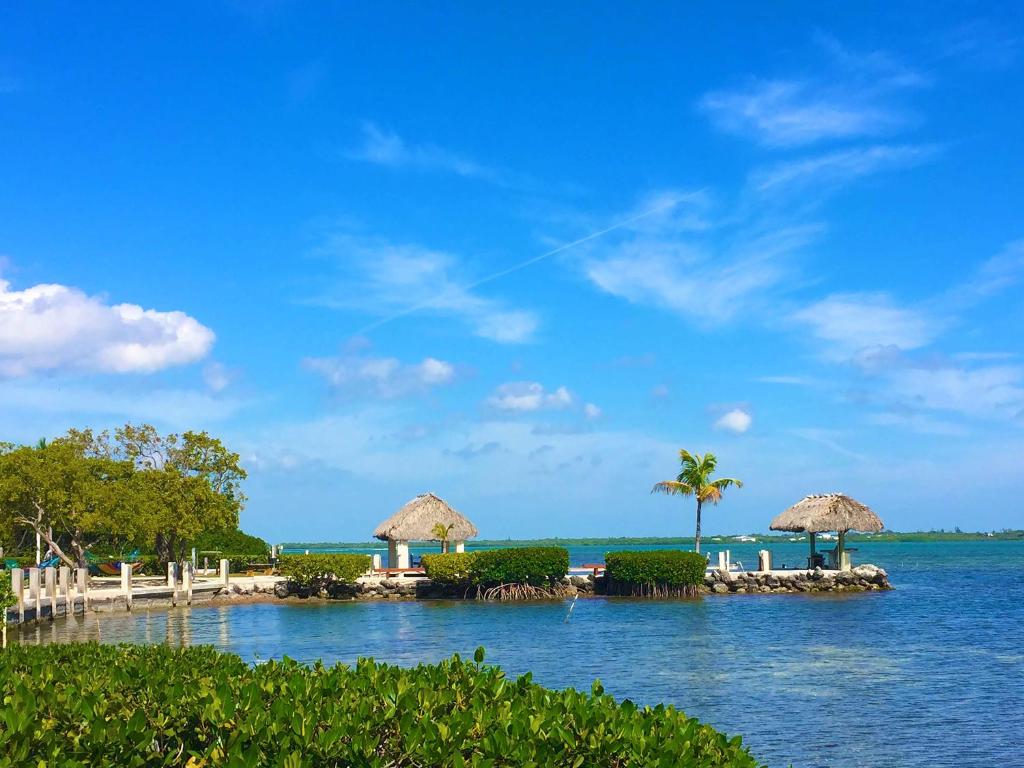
(11, 568), (25, 623)
(28, 568), (41, 622)
(717, 552), (727, 571)
(219, 558), (230, 587)
(183, 561), (193, 605)
(59, 565), (71, 616)
(168, 562), (179, 606)
(44, 566), (58, 620)
(76, 568), (89, 612)
(121, 565), (132, 611)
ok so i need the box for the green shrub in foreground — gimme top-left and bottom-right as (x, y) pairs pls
(605, 550), (707, 597)
(0, 643), (759, 767)
(278, 553), (371, 590)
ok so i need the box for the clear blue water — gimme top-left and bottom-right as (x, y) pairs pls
(15, 541), (1024, 768)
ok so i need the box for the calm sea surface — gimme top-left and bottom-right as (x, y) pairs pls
(14, 540), (1024, 768)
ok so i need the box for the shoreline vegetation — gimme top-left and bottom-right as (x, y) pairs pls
(2, 643), (761, 767)
(282, 530), (1024, 549)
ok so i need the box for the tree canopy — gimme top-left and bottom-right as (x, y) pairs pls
(0, 424), (247, 567)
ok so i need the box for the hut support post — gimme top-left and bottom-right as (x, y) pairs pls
(837, 531), (847, 570)
(395, 541), (410, 569)
(454, 540), (465, 553)
(809, 532), (817, 569)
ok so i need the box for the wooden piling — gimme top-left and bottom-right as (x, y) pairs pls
(59, 566), (71, 616)
(183, 561), (193, 605)
(219, 558), (230, 588)
(168, 562), (179, 606)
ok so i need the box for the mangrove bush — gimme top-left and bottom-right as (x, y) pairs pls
(278, 553), (371, 593)
(0, 643), (760, 767)
(604, 550), (707, 597)
(422, 547), (571, 599)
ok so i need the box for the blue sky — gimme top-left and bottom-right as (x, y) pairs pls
(2, 3), (1023, 541)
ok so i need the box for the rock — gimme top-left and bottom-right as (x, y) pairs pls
(273, 582), (290, 598)
(712, 582), (730, 594)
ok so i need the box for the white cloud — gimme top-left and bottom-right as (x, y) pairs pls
(311, 233), (539, 344)
(487, 382), (575, 412)
(582, 193), (819, 324)
(714, 408), (752, 434)
(751, 144), (940, 194)
(583, 403), (602, 420)
(348, 121), (499, 182)
(791, 292), (938, 362)
(0, 278), (214, 377)
(304, 352), (457, 399)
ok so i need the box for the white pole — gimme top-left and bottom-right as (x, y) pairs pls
(121, 565), (132, 611)
(11, 568), (25, 624)
(183, 561), (193, 605)
(219, 558), (230, 587)
(59, 565), (71, 616)
(44, 566), (58, 620)
(28, 568), (41, 622)
(35, 531), (41, 566)
(76, 568), (89, 612)
(168, 562), (179, 607)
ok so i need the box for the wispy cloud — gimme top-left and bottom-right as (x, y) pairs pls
(309, 232), (539, 344)
(937, 19), (1021, 71)
(304, 349), (458, 400)
(791, 292), (939, 363)
(581, 191), (820, 324)
(347, 121), (503, 183)
(751, 144), (941, 194)
(699, 38), (926, 147)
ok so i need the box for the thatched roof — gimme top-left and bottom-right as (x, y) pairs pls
(373, 493), (479, 542)
(770, 493), (884, 534)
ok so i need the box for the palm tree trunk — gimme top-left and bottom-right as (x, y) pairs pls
(694, 499), (703, 554)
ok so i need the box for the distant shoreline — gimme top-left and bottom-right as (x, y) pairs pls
(280, 531), (1024, 548)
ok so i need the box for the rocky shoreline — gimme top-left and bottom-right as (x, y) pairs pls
(264, 564), (891, 602)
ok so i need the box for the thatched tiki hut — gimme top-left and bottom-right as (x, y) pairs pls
(373, 493), (479, 569)
(770, 493), (884, 570)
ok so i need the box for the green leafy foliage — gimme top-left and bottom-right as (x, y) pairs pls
(471, 547), (569, 587)
(192, 527), (270, 558)
(421, 552), (477, 585)
(278, 554), (371, 590)
(605, 550), (707, 597)
(0, 643), (760, 767)
(422, 547), (570, 588)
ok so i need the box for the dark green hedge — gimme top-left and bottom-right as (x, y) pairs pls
(421, 551), (476, 585)
(422, 547), (570, 588)
(605, 550), (707, 597)
(472, 547), (569, 587)
(278, 553), (371, 590)
(0, 643), (759, 767)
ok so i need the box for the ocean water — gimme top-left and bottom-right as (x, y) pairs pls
(14, 540), (1024, 768)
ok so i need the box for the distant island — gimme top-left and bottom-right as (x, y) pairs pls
(281, 530), (1024, 548)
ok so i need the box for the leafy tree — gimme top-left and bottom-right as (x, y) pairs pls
(651, 450), (743, 554)
(431, 522), (455, 554)
(75, 424), (247, 565)
(0, 441), (131, 568)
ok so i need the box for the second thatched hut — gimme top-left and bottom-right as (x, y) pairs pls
(373, 492), (479, 568)
(770, 493), (884, 570)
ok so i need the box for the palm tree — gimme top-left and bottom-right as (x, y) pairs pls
(431, 522), (455, 554)
(651, 450), (743, 554)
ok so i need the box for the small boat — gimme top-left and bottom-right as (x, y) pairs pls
(733, 535), (757, 542)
